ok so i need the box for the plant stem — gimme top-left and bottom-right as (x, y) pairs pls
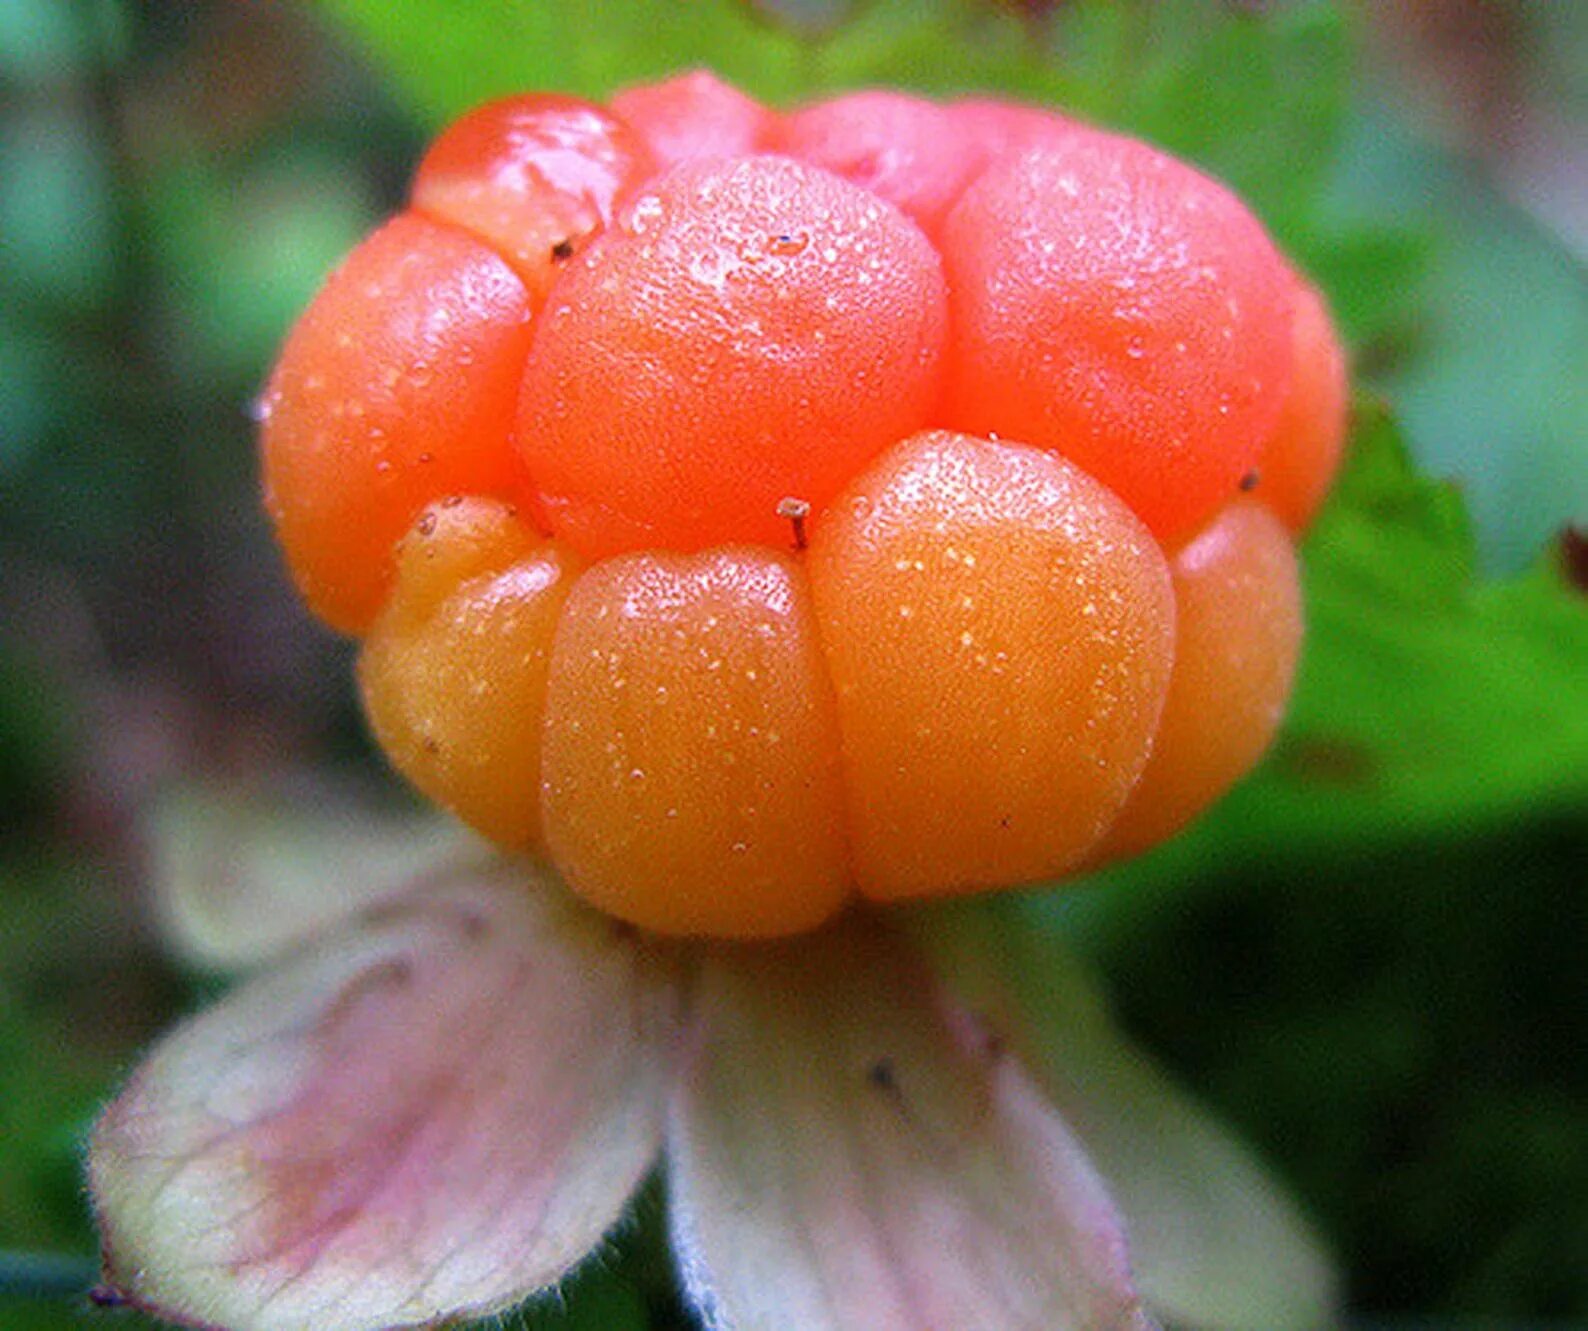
(0, 1249), (98, 1300)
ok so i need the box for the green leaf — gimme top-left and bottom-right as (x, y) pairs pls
(310, 0), (803, 122)
(1069, 401), (1588, 918)
(1324, 101), (1588, 572)
(309, 0), (1347, 203)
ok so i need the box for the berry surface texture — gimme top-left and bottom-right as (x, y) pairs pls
(261, 72), (1348, 937)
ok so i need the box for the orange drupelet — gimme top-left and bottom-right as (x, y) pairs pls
(1257, 272), (1350, 532)
(950, 95), (1081, 158)
(809, 431), (1175, 900)
(412, 94), (656, 304)
(773, 90), (986, 237)
(541, 549), (851, 937)
(608, 69), (778, 167)
(516, 154), (948, 559)
(940, 130), (1296, 542)
(359, 497), (582, 849)
(259, 213), (534, 634)
(260, 72), (1345, 937)
(1094, 501), (1303, 862)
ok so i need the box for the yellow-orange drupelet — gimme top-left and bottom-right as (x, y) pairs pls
(1094, 501), (1303, 863)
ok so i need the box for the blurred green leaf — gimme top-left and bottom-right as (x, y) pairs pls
(0, 0), (127, 85)
(0, 613), (165, 1323)
(0, 1250), (96, 1300)
(142, 147), (376, 383)
(0, 851), (181, 1258)
(0, 328), (64, 467)
(313, 0), (799, 117)
(1325, 102), (1588, 572)
(1052, 814), (1588, 1315)
(0, 104), (116, 311)
(0, 652), (70, 816)
(0, 1296), (161, 1331)
(1299, 219), (1431, 352)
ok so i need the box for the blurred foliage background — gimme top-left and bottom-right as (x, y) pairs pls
(1, 1), (1584, 1328)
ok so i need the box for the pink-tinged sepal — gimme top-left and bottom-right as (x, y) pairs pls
(912, 901), (1339, 1331)
(668, 916), (1160, 1331)
(89, 861), (682, 1331)
(148, 776), (474, 971)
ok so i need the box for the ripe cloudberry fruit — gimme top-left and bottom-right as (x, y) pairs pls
(261, 72), (1348, 937)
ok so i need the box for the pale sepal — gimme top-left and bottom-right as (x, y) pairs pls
(147, 776), (477, 970)
(668, 916), (1159, 1331)
(89, 861), (682, 1331)
(911, 900), (1339, 1331)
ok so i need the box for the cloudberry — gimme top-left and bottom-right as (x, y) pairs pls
(261, 73), (1348, 937)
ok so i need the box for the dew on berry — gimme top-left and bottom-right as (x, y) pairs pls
(541, 547), (850, 936)
(808, 430), (1174, 900)
(517, 155), (948, 559)
(941, 132), (1294, 541)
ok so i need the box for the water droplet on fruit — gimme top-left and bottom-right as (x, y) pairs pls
(628, 196), (664, 234)
(409, 362), (434, 388)
(246, 394), (273, 423)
